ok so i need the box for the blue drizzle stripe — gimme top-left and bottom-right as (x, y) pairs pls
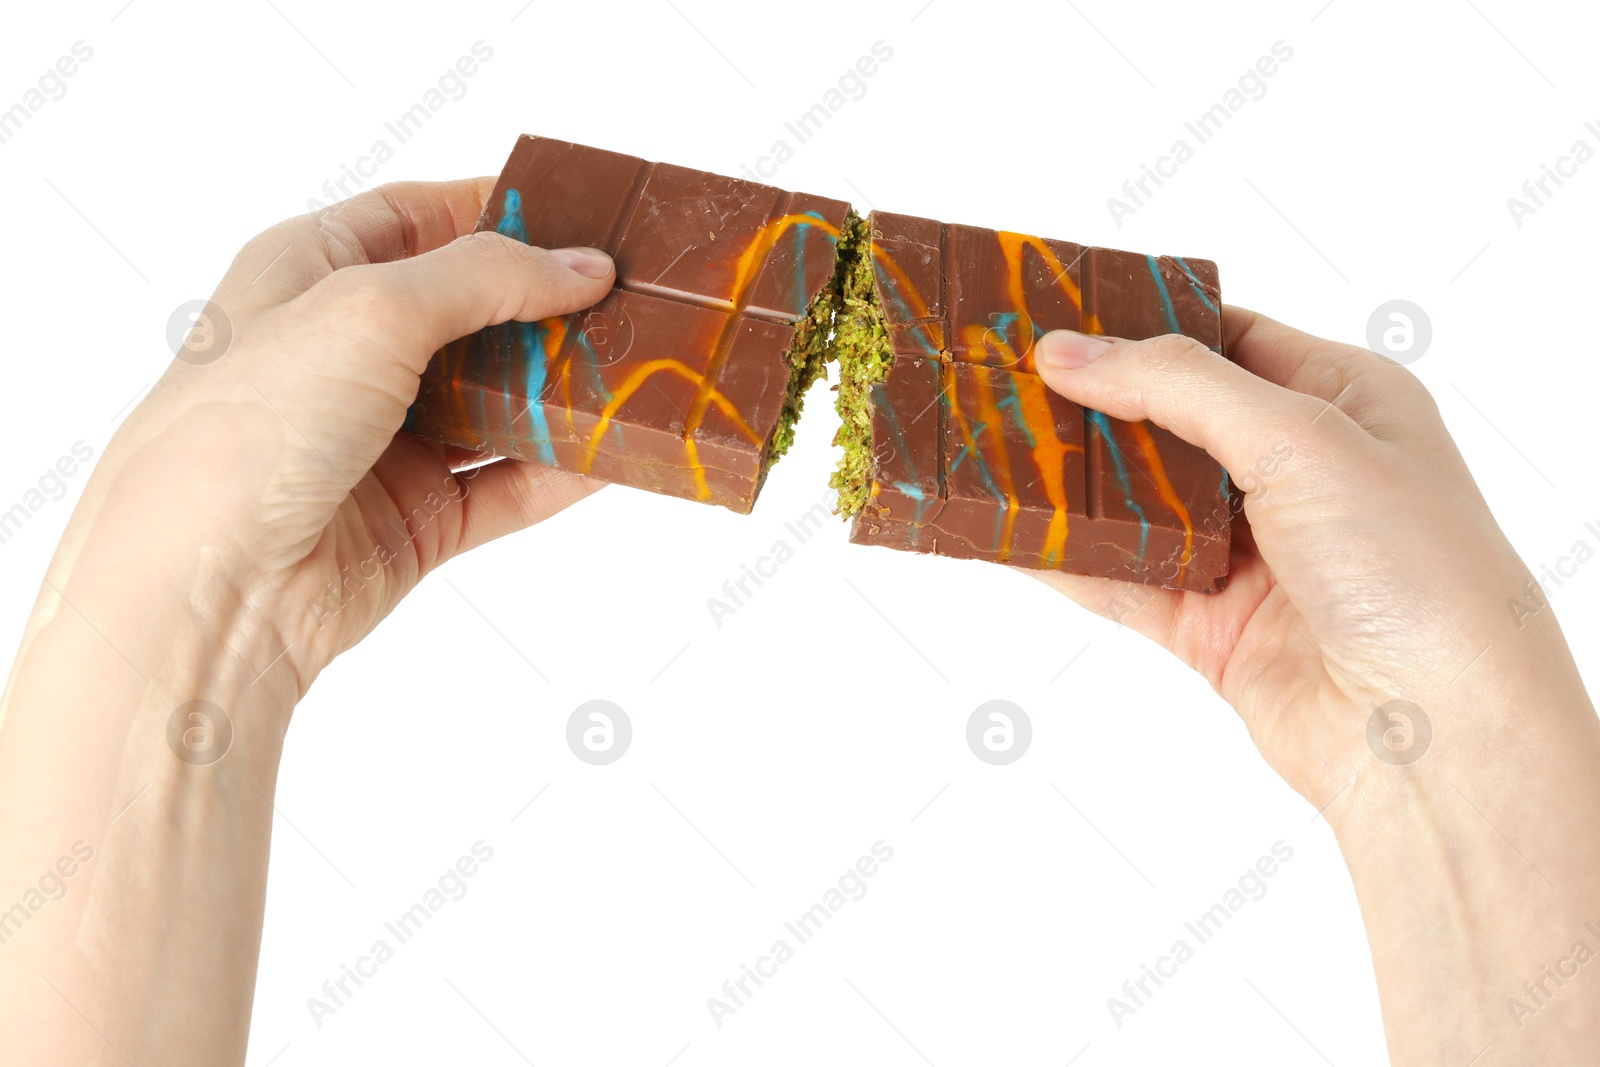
(1173, 256), (1220, 314)
(498, 189), (530, 243)
(875, 386), (933, 524)
(1145, 254), (1181, 335)
(517, 322), (557, 466)
(789, 210), (834, 317)
(573, 328), (623, 450)
(997, 372), (1035, 446)
(871, 261), (941, 358)
(892, 481), (931, 524)
(964, 419), (1006, 505)
(497, 190), (557, 466)
(1085, 409), (1149, 571)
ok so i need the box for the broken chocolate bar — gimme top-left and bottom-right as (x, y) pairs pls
(405, 135), (849, 513)
(406, 135), (1232, 590)
(830, 211), (1231, 593)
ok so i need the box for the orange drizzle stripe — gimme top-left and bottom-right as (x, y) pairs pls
(727, 213), (840, 308)
(584, 359), (762, 480)
(998, 231), (1083, 312)
(680, 212), (841, 498)
(964, 349), (1020, 561)
(533, 317), (570, 438)
(1013, 371), (1083, 566)
(560, 354), (575, 436)
(442, 336), (472, 443)
(868, 243), (933, 321)
(944, 364), (980, 465)
(1128, 421), (1195, 583)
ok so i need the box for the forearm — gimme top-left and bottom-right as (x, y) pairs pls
(0, 523), (295, 1067)
(1333, 669), (1600, 1065)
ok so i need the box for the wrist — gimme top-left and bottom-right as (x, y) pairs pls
(0, 534), (293, 1067)
(9, 512), (300, 767)
(1324, 672), (1600, 1062)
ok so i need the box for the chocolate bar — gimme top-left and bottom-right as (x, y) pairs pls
(405, 135), (849, 513)
(830, 211), (1231, 593)
(406, 136), (1232, 590)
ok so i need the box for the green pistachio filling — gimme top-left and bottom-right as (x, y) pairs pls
(825, 212), (894, 516)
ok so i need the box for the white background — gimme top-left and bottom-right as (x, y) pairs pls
(4, 1), (1598, 1064)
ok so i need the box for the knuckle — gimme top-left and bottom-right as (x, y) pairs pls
(1346, 354), (1444, 427)
(315, 264), (394, 319)
(1135, 333), (1215, 374)
(1285, 389), (1335, 426)
(457, 229), (514, 258)
(460, 233), (569, 294)
(1385, 363), (1439, 410)
(235, 218), (309, 275)
(237, 223), (288, 263)
(458, 230), (536, 270)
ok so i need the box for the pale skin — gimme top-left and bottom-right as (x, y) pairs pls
(0, 177), (1592, 1065)
(1032, 323), (1600, 1062)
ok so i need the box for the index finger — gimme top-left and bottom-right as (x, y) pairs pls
(1223, 304), (1382, 402)
(218, 176), (497, 314)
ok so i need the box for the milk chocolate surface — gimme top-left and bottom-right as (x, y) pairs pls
(405, 136), (1233, 590)
(849, 211), (1231, 592)
(406, 135), (848, 513)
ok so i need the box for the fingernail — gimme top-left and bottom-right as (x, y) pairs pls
(1035, 330), (1112, 370)
(549, 246), (614, 279)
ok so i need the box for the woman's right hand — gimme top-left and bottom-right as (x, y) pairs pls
(1031, 307), (1590, 808)
(1031, 308), (1600, 1065)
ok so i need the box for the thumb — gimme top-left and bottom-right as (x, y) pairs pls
(234, 234), (614, 522)
(288, 230), (611, 379)
(339, 231), (617, 369)
(1032, 329), (1329, 480)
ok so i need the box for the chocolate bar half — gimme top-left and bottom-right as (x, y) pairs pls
(406, 135), (849, 513)
(830, 212), (1231, 593)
